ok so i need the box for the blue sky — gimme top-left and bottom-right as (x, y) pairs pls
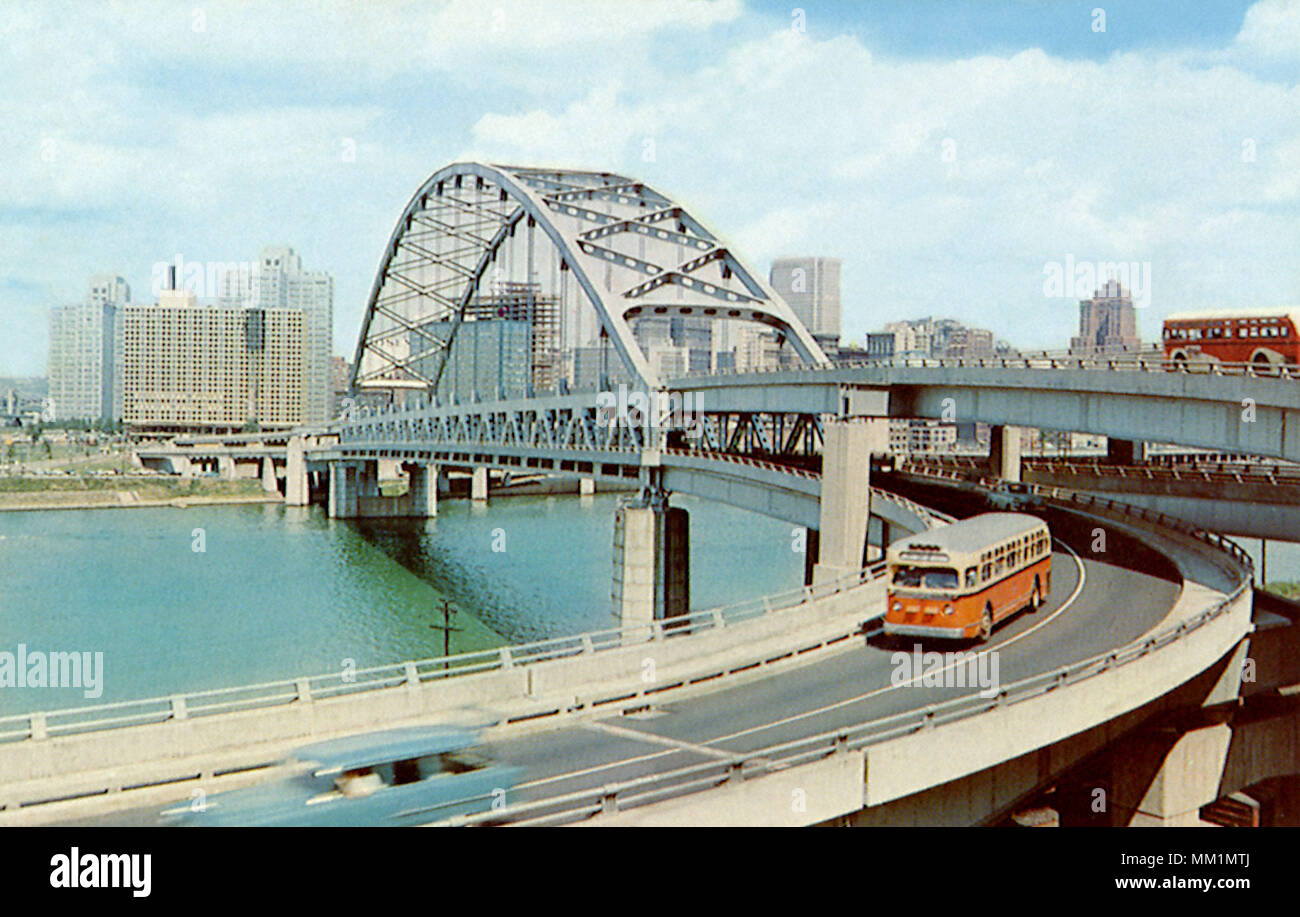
(2, 0), (1297, 375)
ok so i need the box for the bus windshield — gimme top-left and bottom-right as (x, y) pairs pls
(891, 566), (959, 590)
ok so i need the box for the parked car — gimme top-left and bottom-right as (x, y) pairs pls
(170, 725), (522, 827)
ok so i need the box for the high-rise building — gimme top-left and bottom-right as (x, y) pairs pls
(1070, 279), (1141, 356)
(413, 319), (532, 404)
(121, 289), (305, 432)
(769, 257), (842, 345)
(220, 246), (334, 422)
(331, 356), (352, 418)
(946, 326), (996, 360)
(48, 275), (130, 422)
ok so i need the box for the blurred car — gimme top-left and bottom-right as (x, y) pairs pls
(170, 725), (522, 827)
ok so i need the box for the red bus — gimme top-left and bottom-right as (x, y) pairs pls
(883, 513), (1051, 643)
(1163, 309), (1300, 369)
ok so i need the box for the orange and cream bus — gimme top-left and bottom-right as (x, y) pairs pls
(883, 513), (1051, 643)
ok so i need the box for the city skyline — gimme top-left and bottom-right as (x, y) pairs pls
(3, 0), (1298, 376)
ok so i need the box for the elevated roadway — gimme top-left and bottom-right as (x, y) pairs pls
(11, 477), (1252, 828)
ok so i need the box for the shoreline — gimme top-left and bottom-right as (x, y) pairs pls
(0, 494), (284, 513)
(0, 479), (639, 513)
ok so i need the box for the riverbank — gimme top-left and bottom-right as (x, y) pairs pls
(0, 478), (276, 512)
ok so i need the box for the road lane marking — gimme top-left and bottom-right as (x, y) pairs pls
(513, 539), (1091, 793)
(691, 538), (1088, 747)
(581, 721), (734, 760)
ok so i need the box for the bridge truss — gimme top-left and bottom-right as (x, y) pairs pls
(351, 162), (830, 397)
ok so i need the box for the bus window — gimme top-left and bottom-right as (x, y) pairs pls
(981, 562), (992, 580)
(892, 566), (958, 589)
(965, 567), (978, 587)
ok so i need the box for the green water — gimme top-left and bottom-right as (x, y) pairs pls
(0, 494), (802, 714)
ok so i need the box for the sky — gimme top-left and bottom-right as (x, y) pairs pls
(2, 0), (1298, 375)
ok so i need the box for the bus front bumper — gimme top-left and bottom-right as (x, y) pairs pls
(883, 621), (972, 639)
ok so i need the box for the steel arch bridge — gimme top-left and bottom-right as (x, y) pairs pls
(350, 162), (830, 396)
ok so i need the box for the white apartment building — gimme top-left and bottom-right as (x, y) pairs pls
(121, 290), (305, 431)
(48, 275), (130, 422)
(219, 245), (334, 423)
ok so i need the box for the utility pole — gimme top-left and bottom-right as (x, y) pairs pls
(428, 598), (461, 670)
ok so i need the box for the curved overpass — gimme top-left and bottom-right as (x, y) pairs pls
(669, 358), (1300, 463)
(5, 476), (1252, 828)
(446, 481), (1252, 826)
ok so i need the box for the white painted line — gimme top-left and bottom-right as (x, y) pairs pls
(582, 721), (734, 760)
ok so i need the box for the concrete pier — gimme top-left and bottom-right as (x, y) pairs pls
(328, 458), (440, 519)
(471, 467), (489, 502)
(812, 418), (876, 587)
(328, 461), (360, 519)
(286, 436), (309, 506)
(988, 424), (1022, 482)
(260, 456), (279, 495)
(612, 497), (690, 630)
(406, 462), (438, 518)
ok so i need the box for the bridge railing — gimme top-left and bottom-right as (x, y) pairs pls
(900, 454), (1300, 488)
(674, 353), (1300, 380)
(426, 486), (1255, 826)
(0, 558), (895, 746)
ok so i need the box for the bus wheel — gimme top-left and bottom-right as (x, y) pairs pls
(1029, 578), (1042, 612)
(978, 606), (993, 643)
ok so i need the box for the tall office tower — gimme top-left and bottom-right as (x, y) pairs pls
(220, 246), (334, 422)
(121, 289), (306, 432)
(669, 317), (713, 375)
(409, 282), (559, 403)
(1070, 279), (1141, 356)
(769, 257), (842, 349)
(48, 275), (130, 423)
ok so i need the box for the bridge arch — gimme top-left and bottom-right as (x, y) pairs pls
(351, 162), (829, 397)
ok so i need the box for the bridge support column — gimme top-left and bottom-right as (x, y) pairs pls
(803, 529), (820, 586)
(1109, 723), (1233, 826)
(988, 425), (1021, 482)
(286, 436), (309, 506)
(471, 467), (489, 502)
(580, 477), (595, 496)
(1106, 438), (1147, 464)
(328, 461), (360, 519)
(812, 418), (877, 588)
(612, 492), (690, 630)
(404, 462), (438, 518)
(171, 455), (193, 479)
(217, 455), (236, 480)
(260, 456), (279, 495)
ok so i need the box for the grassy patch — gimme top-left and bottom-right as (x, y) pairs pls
(1264, 581), (1300, 600)
(0, 476), (267, 505)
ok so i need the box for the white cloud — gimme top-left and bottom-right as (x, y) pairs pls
(1235, 0), (1300, 58)
(2, 0), (1299, 376)
(462, 20), (1300, 347)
